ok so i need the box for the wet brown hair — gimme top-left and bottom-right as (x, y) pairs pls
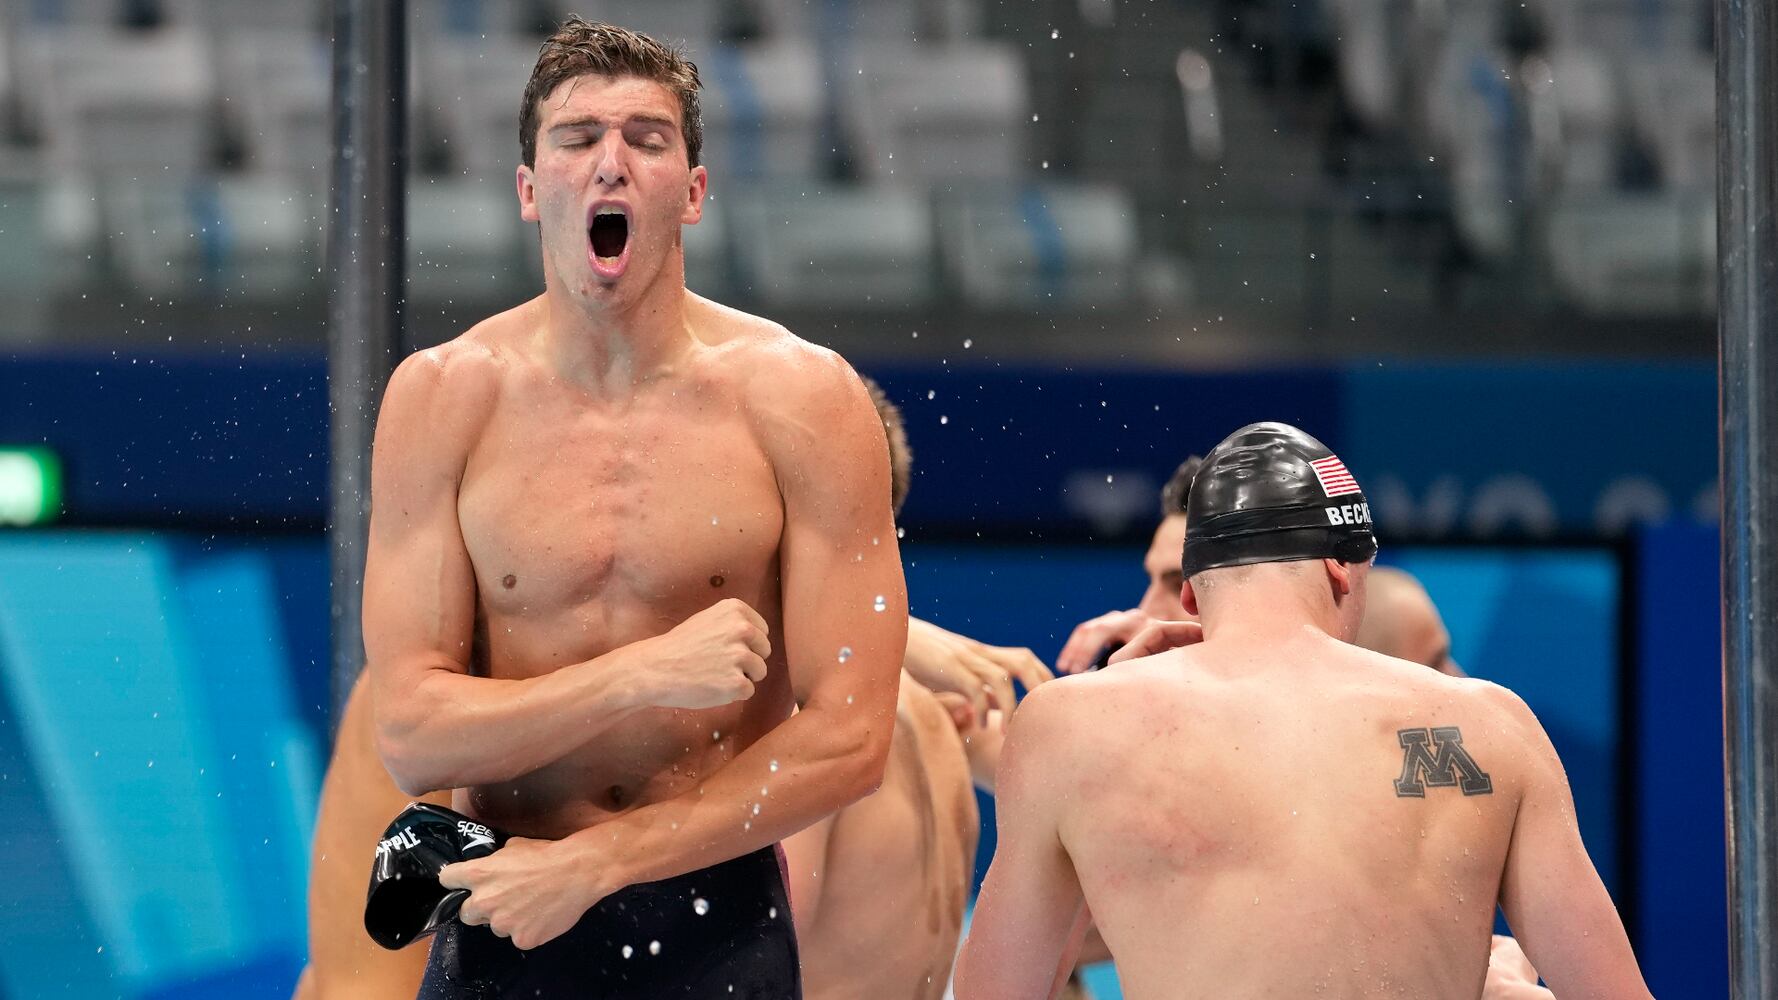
(1160, 456), (1204, 517)
(861, 376), (913, 517)
(520, 16), (704, 169)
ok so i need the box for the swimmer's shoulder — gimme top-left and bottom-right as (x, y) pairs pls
(689, 294), (880, 447)
(382, 301), (538, 431)
(691, 293), (862, 394)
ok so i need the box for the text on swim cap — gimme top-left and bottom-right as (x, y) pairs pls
(376, 827), (421, 857)
(1324, 502), (1372, 526)
(457, 820), (496, 851)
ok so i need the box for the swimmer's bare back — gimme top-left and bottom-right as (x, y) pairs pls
(957, 631), (1652, 1000)
(364, 292), (907, 947)
(789, 673), (980, 1000)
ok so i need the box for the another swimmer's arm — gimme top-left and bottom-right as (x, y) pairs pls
(364, 351), (646, 795)
(1493, 688), (1654, 999)
(954, 684), (1089, 1000)
(557, 354), (906, 886)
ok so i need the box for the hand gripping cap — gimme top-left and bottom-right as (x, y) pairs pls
(363, 802), (509, 950)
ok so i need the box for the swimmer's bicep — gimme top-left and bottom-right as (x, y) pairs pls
(765, 361), (905, 708)
(1494, 693), (1648, 996)
(957, 689), (1085, 998)
(363, 354), (481, 692)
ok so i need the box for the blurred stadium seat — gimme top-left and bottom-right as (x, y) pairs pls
(727, 182), (935, 307)
(938, 183), (1138, 307)
(845, 42), (1027, 183)
(30, 25), (217, 177)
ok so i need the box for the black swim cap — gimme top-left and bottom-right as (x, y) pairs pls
(1181, 421), (1377, 578)
(364, 802), (510, 950)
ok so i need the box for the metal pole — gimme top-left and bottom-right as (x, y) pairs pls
(327, 0), (406, 737)
(1718, 0), (1778, 995)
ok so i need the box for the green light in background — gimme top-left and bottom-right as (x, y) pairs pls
(0, 447), (62, 526)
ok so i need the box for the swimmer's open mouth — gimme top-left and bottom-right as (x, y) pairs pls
(587, 202), (632, 282)
(590, 209), (628, 259)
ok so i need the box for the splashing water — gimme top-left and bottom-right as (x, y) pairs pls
(872, 596), (886, 612)
(838, 646), (853, 662)
(769, 759), (780, 772)
(622, 945), (634, 959)
(694, 898), (710, 915)
(649, 940), (661, 955)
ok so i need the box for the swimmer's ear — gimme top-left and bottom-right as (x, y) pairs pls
(1180, 577), (1201, 618)
(517, 165), (539, 223)
(681, 165), (709, 225)
(1325, 558), (1354, 597)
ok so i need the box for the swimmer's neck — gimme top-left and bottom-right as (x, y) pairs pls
(1196, 584), (1347, 645)
(537, 259), (700, 391)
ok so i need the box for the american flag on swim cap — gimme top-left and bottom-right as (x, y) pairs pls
(1310, 455), (1363, 497)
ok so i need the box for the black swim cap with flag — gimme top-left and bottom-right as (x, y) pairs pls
(364, 802), (510, 950)
(1180, 421), (1377, 578)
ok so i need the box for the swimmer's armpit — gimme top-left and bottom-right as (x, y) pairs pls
(1393, 726), (1493, 797)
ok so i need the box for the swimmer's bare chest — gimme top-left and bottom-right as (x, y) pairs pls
(452, 368), (789, 836)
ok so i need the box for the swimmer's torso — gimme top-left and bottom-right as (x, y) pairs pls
(800, 677), (979, 1000)
(1061, 637), (1525, 1000)
(439, 295), (796, 839)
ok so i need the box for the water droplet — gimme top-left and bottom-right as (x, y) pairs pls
(694, 897), (710, 915)
(622, 945), (634, 958)
(1041, 160), (1050, 169)
(846, 695), (855, 705)
(963, 338), (973, 349)
(926, 390), (935, 400)
(711, 516), (719, 525)
(838, 646), (853, 662)
(769, 907), (778, 919)
(1031, 113), (1039, 122)
(769, 759), (780, 772)
(649, 940), (661, 955)
(752, 803), (761, 815)
(1106, 474), (1114, 484)
(872, 596), (886, 612)
(939, 415), (949, 425)
(712, 730), (722, 742)
(1051, 28), (1059, 39)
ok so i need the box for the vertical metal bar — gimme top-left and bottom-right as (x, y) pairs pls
(1718, 0), (1778, 995)
(327, 0), (406, 738)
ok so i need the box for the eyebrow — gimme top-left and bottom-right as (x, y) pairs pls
(548, 114), (680, 134)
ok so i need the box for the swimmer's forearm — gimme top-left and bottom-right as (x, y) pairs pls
(377, 651), (648, 795)
(559, 703), (891, 891)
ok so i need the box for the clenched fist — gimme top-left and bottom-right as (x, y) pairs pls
(633, 598), (772, 710)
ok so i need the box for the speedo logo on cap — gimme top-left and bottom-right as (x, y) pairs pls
(1310, 455), (1363, 498)
(1325, 501), (1372, 526)
(457, 820), (495, 852)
